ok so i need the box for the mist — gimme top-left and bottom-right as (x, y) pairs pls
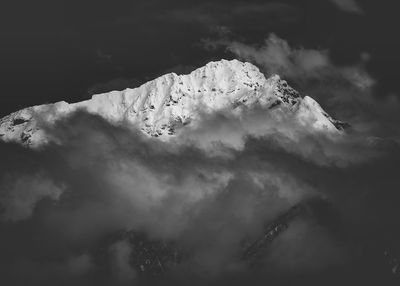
(0, 100), (398, 285)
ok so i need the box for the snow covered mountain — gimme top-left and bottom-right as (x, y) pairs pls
(0, 59), (345, 147)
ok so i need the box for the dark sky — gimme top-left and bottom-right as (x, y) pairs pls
(1, 0), (400, 117)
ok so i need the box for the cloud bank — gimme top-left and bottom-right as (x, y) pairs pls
(205, 33), (400, 140)
(1, 33), (400, 285)
(0, 101), (398, 285)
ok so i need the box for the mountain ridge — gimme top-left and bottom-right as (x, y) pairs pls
(0, 59), (345, 147)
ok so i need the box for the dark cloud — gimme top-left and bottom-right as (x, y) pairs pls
(175, 104), (382, 167)
(265, 218), (347, 272)
(109, 240), (137, 283)
(0, 100), (399, 285)
(0, 172), (64, 222)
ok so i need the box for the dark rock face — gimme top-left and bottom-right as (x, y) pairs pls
(12, 118), (29, 126)
(321, 110), (351, 131)
(91, 204), (305, 280)
(276, 79), (300, 104)
(122, 231), (181, 276)
(96, 230), (181, 278)
(241, 204), (305, 265)
(90, 203), (400, 284)
(331, 119), (351, 131)
(103, 204), (306, 278)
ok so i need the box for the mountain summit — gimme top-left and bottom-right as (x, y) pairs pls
(0, 59), (345, 147)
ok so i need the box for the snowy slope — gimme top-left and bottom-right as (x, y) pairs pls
(0, 59), (344, 147)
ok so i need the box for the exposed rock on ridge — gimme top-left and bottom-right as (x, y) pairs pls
(0, 59), (345, 147)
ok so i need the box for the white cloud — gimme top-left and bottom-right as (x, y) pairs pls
(226, 34), (331, 79)
(203, 34), (400, 139)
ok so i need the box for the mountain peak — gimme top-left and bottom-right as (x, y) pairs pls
(0, 59), (344, 147)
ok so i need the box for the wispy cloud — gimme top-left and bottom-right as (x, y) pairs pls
(328, 0), (364, 14)
(0, 172), (64, 222)
(203, 33), (400, 139)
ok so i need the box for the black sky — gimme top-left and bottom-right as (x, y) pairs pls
(1, 0), (400, 117)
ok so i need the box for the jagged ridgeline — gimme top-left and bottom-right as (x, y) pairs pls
(0, 59), (347, 147)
